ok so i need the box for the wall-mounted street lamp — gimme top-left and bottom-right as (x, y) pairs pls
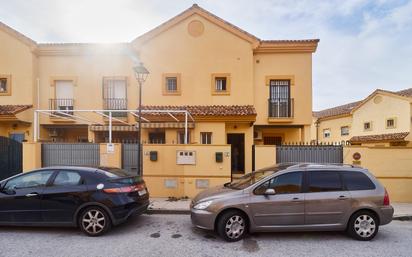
(133, 62), (149, 176)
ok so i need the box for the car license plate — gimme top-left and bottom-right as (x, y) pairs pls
(138, 189), (147, 196)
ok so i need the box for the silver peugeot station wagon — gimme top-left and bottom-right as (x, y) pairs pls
(190, 163), (394, 242)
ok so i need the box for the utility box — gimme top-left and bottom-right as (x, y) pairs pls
(150, 151), (158, 161)
(215, 152), (223, 163)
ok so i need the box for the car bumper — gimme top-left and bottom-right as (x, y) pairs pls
(379, 205), (394, 225)
(190, 208), (216, 230)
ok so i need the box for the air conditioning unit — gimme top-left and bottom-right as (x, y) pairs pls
(48, 129), (59, 137)
(254, 130), (263, 140)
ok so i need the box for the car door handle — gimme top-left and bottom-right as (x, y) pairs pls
(338, 195), (349, 200)
(292, 197), (303, 203)
(25, 193), (39, 197)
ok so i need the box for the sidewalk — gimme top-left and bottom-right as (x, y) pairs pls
(148, 198), (412, 220)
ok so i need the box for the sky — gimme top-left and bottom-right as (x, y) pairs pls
(1, 0), (411, 110)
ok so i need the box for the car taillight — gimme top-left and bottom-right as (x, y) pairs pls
(103, 183), (145, 194)
(383, 188), (390, 206)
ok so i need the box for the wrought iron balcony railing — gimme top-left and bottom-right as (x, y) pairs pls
(103, 98), (128, 117)
(268, 98), (294, 118)
(49, 99), (74, 116)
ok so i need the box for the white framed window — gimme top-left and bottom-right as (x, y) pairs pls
(323, 129), (331, 138)
(340, 126), (350, 136)
(200, 132), (212, 144)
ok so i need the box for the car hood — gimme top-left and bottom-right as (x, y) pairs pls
(192, 185), (240, 203)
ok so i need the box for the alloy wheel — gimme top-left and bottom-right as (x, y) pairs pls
(82, 209), (106, 235)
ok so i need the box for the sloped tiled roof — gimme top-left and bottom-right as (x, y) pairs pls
(395, 88), (412, 98)
(314, 87), (412, 120)
(313, 101), (362, 119)
(141, 105), (256, 116)
(0, 105), (32, 115)
(350, 132), (410, 143)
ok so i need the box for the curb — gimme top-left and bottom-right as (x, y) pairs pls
(147, 209), (190, 215)
(393, 215), (412, 221)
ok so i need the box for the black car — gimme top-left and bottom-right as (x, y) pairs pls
(0, 166), (149, 236)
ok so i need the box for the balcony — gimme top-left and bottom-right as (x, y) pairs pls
(103, 98), (128, 118)
(268, 98), (294, 122)
(49, 99), (74, 116)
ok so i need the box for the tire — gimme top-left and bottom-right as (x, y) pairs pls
(78, 206), (112, 237)
(217, 210), (248, 242)
(347, 210), (379, 241)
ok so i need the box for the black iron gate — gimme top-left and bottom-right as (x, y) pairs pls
(276, 144), (343, 164)
(122, 143), (140, 174)
(0, 136), (22, 180)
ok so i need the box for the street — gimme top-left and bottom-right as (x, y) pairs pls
(0, 214), (411, 257)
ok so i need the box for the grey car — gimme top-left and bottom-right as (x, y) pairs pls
(191, 163), (394, 242)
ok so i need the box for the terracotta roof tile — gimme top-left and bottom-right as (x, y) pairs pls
(141, 105), (256, 116)
(313, 101), (362, 119)
(0, 105), (32, 115)
(395, 88), (412, 98)
(349, 132), (409, 143)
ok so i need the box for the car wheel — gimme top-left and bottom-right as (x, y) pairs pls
(347, 210), (379, 241)
(217, 210), (248, 242)
(79, 206), (112, 237)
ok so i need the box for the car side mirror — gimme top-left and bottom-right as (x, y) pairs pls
(264, 188), (276, 195)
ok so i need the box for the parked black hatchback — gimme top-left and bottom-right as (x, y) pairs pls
(0, 166), (149, 236)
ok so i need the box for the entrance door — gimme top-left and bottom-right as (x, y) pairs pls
(227, 134), (245, 174)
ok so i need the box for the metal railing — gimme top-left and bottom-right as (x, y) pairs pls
(49, 99), (74, 116)
(268, 98), (294, 118)
(103, 98), (127, 117)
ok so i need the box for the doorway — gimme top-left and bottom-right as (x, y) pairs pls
(227, 133), (245, 174)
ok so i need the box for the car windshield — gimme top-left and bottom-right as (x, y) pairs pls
(226, 164), (294, 190)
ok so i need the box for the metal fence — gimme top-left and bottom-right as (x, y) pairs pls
(0, 136), (22, 180)
(42, 143), (100, 167)
(122, 143), (140, 174)
(276, 144), (343, 164)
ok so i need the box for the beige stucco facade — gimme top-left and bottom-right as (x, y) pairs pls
(313, 90), (412, 146)
(1, 5), (318, 177)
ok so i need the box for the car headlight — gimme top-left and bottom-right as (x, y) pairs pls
(193, 200), (213, 210)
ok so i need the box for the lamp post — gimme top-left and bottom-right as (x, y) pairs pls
(133, 62), (149, 176)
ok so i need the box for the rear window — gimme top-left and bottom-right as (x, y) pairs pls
(98, 167), (143, 184)
(342, 171), (375, 191)
(308, 171), (343, 192)
(99, 167), (131, 178)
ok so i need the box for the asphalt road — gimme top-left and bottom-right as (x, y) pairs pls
(0, 214), (411, 257)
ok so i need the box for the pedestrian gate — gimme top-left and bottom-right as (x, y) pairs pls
(0, 136), (22, 180)
(122, 143), (140, 174)
(42, 143), (100, 167)
(276, 145), (343, 164)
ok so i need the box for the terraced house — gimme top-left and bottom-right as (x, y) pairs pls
(313, 88), (412, 146)
(0, 4), (318, 180)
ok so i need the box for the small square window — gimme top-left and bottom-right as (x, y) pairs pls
(0, 75), (11, 95)
(177, 131), (190, 144)
(211, 73), (230, 95)
(323, 129), (331, 138)
(386, 118), (395, 128)
(200, 132), (212, 144)
(364, 122), (372, 131)
(162, 73), (181, 95)
(341, 126), (350, 136)
(215, 77), (227, 91)
(166, 77), (177, 91)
